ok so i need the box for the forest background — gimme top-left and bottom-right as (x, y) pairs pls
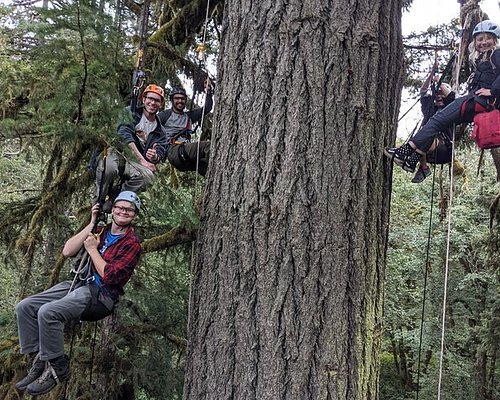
(0, 0), (499, 399)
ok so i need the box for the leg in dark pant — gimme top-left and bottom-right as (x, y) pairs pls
(410, 95), (470, 153)
(168, 142), (210, 176)
(184, 141), (210, 176)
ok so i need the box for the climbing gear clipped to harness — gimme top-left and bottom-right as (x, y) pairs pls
(80, 282), (115, 322)
(131, 71), (146, 114)
(471, 109), (500, 149)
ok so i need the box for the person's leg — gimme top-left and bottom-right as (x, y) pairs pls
(15, 281), (73, 355)
(183, 141), (210, 176)
(386, 96), (469, 173)
(15, 281), (74, 391)
(410, 96), (468, 153)
(37, 285), (91, 361)
(25, 285), (92, 396)
(168, 144), (196, 172)
(123, 160), (155, 193)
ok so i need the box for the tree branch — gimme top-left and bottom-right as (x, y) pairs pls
(142, 226), (197, 253)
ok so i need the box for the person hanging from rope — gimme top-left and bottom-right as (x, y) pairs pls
(385, 20), (500, 175)
(14, 191), (142, 396)
(94, 84), (167, 210)
(158, 79), (213, 176)
(411, 63), (456, 183)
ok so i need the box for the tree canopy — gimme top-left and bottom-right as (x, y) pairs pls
(0, 0), (499, 399)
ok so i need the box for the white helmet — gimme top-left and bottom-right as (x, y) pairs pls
(473, 20), (500, 39)
(113, 191), (141, 212)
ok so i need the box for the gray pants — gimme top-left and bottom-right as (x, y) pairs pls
(15, 281), (91, 361)
(95, 148), (155, 203)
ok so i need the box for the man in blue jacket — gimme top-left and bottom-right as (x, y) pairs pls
(95, 84), (167, 206)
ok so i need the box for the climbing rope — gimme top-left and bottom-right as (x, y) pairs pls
(188, 0), (212, 328)
(436, 126), (456, 400)
(130, 0), (150, 113)
(414, 153), (439, 400)
(398, 96), (421, 123)
(193, 0), (212, 178)
(434, 3), (480, 393)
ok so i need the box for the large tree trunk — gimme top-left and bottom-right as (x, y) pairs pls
(184, 1), (403, 399)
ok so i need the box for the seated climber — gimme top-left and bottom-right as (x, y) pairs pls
(158, 80), (213, 176)
(385, 20), (500, 177)
(95, 84), (167, 208)
(411, 67), (456, 183)
(15, 191), (142, 396)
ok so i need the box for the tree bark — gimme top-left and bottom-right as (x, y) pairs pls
(184, 1), (403, 399)
(489, 148), (500, 182)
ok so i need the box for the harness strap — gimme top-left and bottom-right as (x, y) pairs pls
(460, 98), (490, 122)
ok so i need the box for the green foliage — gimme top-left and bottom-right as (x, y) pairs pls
(0, 0), (210, 397)
(383, 146), (500, 400)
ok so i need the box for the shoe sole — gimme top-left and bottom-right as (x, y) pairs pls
(412, 170), (431, 183)
(27, 385), (56, 396)
(403, 164), (416, 173)
(26, 372), (70, 396)
(383, 148), (405, 166)
(27, 377), (70, 396)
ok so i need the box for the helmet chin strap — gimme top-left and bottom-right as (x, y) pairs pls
(111, 215), (132, 229)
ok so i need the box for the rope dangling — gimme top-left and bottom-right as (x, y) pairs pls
(130, 0), (150, 113)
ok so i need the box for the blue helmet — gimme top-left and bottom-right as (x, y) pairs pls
(473, 20), (500, 39)
(113, 191), (141, 212)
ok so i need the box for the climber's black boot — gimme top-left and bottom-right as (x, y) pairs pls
(26, 354), (70, 396)
(15, 353), (45, 391)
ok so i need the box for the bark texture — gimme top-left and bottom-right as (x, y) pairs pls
(185, 1), (403, 399)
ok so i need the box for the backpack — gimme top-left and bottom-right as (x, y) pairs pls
(471, 109), (500, 149)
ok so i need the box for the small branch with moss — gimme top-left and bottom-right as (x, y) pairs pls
(142, 226), (197, 253)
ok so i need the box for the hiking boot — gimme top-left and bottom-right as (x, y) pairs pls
(384, 143), (414, 166)
(15, 353), (45, 391)
(411, 166), (431, 183)
(403, 152), (422, 173)
(26, 354), (71, 396)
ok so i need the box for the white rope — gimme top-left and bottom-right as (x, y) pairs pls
(190, 0), (212, 276)
(194, 0), (211, 179)
(201, 0), (211, 50)
(436, 126), (456, 400)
